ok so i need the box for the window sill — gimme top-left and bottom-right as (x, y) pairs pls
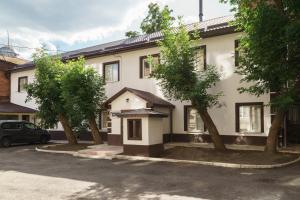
(238, 132), (263, 135)
(128, 138), (142, 141)
(187, 131), (208, 134)
(105, 81), (119, 84)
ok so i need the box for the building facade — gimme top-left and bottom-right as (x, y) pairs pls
(0, 46), (36, 121)
(10, 16), (286, 153)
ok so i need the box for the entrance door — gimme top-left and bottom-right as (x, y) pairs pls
(286, 105), (300, 144)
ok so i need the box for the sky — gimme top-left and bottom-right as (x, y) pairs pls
(0, 0), (232, 60)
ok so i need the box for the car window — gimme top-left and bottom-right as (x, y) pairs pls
(24, 123), (36, 129)
(1, 123), (23, 130)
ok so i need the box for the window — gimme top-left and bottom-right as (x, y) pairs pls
(236, 103), (264, 133)
(195, 46), (206, 71)
(101, 111), (110, 129)
(184, 106), (205, 133)
(288, 105), (300, 125)
(103, 61), (120, 83)
(140, 54), (160, 78)
(24, 123), (36, 129)
(235, 40), (240, 67)
(0, 115), (18, 120)
(127, 119), (142, 140)
(18, 76), (28, 92)
(1, 122), (22, 130)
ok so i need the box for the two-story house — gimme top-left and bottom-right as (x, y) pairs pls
(9, 15), (298, 155)
(0, 45), (36, 122)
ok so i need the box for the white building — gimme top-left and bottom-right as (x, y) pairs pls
(9, 16), (282, 156)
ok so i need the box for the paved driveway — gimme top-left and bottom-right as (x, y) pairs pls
(0, 145), (300, 200)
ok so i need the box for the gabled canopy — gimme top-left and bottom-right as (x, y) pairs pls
(105, 87), (175, 109)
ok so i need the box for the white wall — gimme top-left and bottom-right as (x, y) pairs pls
(10, 69), (36, 109)
(148, 117), (164, 145)
(110, 91), (147, 135)
(110, 91), (147, 112)
(10, 32), (271, 137)
(122, 117), (164, 146)
(123, 117), (149, 145)
(202, 33), (270, 137)
(10, 69), (64, 131)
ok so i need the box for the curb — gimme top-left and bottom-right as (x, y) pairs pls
(112, 154), (300, 169)
(35, 147), (75, 155)
(35, 147), (300, 169)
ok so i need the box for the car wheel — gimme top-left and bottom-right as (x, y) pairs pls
(40, 136), (48, 144)
(1, 137), (11, 148)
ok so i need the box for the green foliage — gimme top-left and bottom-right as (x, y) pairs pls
(151, 17), (222, 110)
(125, 3), (175, 37)
(125, 31), (140, 38)
(221, 0), (300, 110)
(61, 57), (106, 126)
(26, 49), (67, 128)
(140, 3), (175, 34)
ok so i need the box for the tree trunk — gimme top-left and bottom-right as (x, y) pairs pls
(198, 109), (227, 151)
(58, 114), (77, 145)
(265, 110), (285, 154)
(88, 117), (103, 144)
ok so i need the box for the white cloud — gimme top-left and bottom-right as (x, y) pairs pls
(0, 0), (175, 59)
(0, 0), (230, 60)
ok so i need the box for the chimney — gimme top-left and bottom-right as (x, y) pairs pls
(199, 0), (203, 22)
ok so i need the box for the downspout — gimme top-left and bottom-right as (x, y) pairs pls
(169, 108), (173, 142)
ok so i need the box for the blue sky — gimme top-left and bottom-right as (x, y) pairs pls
(0, 0), (232, 59)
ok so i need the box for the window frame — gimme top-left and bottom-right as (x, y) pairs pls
(127, 119), (142, 140)
(1, 122), (23, 130)
(184, 105), (206, 133)
(235, 40), (240, 67)
(18, 76), (28, 93)
(100, 110), (110, 130)
(102, 61), (120, 83)
(139, 54), (160, 79)
(24, 122), (37, 130)
(194, 45), (207, 71)
(235, 102), (264, 133)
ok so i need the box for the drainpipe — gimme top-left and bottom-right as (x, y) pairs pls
(169, 108), (173, 142)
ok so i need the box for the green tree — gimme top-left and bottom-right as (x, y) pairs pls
(26, 49), (77, 145)
(151, 17), (226, 151)
(222, 0), (300, 153)
(61, 57), (106, 144)
(140, 3), (175, 34)
(125, 3), (175, 37)
(125, 31), (140, 38)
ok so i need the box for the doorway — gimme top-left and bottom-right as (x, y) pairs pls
(286, 105), (300, 144)
(22, 115), (30, 122)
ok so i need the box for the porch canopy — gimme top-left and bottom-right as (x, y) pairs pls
(0, 102), (36, 113)
(113, 108), (168, 118)
(105, 87), (175, 109)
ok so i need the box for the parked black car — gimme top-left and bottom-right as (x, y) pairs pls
(0, 120), (51, 147)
